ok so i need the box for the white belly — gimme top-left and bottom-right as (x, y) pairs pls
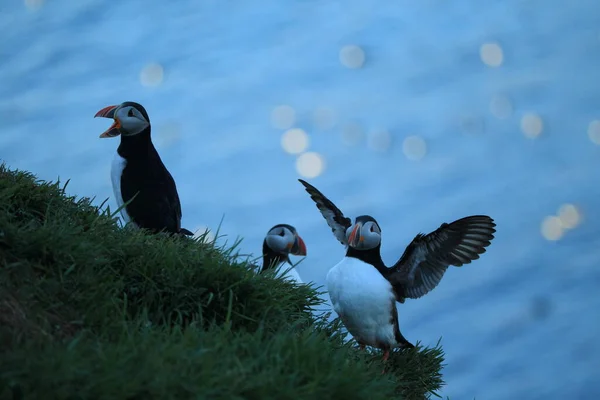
(326, 256), (398, 348)
(275, 263), (303, 284)
(110, 153), (135, 227)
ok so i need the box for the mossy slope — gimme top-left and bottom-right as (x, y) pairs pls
(0, 163), (445, 399)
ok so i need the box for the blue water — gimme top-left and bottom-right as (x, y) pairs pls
(2, 1), (600, 398)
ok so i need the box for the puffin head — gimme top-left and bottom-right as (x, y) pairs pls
(264, 224), (307, 257)
(94, 101), (150, 138)
(346, 215), (381, 251)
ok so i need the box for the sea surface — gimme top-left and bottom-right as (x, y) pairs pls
(1, 0), (600, 398)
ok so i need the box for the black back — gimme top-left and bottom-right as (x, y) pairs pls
(117, 103), (184, 234)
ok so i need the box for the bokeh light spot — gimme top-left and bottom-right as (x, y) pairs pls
(480, 43), (504, 67)
(281, 128), (309, 154)
(490, 95), (513, 119)
(557, 204), (582, 229)
(587, 120), (600, 145)
(541, 216), (563, 241)
(520, 113), (543, 138)
(271, 105), (296, 130)
(25, 0), (44, 11)
(296, 152), (325, 178)
(313, 107), (337, 130)
(341, 122), (364, 146)
(402, 135), (427, 161)
(367, 129), (392, 152)
(140, 63), (164, 87)
(340, 45), (365, 69)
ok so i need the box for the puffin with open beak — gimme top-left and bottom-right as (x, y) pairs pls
(259, 224), (307, 284)
(94, 101), (193, 236)
(298, 179), (496, 366)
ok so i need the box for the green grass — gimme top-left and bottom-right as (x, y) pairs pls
(0, 163), (446, 399)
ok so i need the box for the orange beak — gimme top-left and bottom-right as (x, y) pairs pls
(290, 235), (307, 256)
(348, 223), (364, 248)
(94, 105), (121, 138)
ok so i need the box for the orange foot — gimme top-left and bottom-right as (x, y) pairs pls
(381, 350), (390, 374)
(381, 350), (390, 375)
(382, 350), (390, 362)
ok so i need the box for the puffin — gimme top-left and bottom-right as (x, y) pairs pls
(298, 179), (496, 363)
(258, 224), (307, 284)
(94, 101), (193, 236)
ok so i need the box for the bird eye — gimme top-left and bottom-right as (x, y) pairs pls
(128, 109), (134, 117)
(278, 229), (285, 237)
(370, 225), (374, 232)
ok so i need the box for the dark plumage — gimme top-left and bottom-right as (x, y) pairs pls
(95, 101), (193, 236)
(299, 180), (351, 245)
(386, 215), (496, 302)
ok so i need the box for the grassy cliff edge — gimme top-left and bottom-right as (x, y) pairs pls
(0, 163), (445, 399)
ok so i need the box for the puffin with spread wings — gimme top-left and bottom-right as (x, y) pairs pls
(298, 179), (496, 362)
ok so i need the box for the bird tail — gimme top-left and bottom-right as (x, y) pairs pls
(397, 332), (415, 349)
(179, 228), (194, 236)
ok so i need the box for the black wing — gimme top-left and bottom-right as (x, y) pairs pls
(386, 215), (496, 300)
(298, 179), (352, 246)
(171, 177), (194, 236)
(169, 176), (194, 236)
(121, 158), (184, 235)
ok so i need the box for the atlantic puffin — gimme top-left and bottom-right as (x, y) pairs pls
(94, 101), (193, 236)
(259, 224), (307, 284)
(298, 179), (496, 362)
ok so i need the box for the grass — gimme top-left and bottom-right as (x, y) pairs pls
(0, 162), (446, 399)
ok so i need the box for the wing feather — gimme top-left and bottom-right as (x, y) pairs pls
(386, 215), (496, 300)
(298, 179), (352, 246)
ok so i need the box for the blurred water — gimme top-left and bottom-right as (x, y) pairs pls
(2, 0), (600, 398)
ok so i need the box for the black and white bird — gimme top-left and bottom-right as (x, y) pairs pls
(95, 101), (193, 236)
(298, 179), (496, 362)
(258, 224), (307, 284)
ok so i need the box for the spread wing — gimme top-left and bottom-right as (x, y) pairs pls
(386, 215), (496, 300)
(298, 179), (352, 246)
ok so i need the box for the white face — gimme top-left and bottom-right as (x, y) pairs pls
(115, 105), (149, 136)
(265, 225), (295, 254)
(346, 220), (381, 250)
